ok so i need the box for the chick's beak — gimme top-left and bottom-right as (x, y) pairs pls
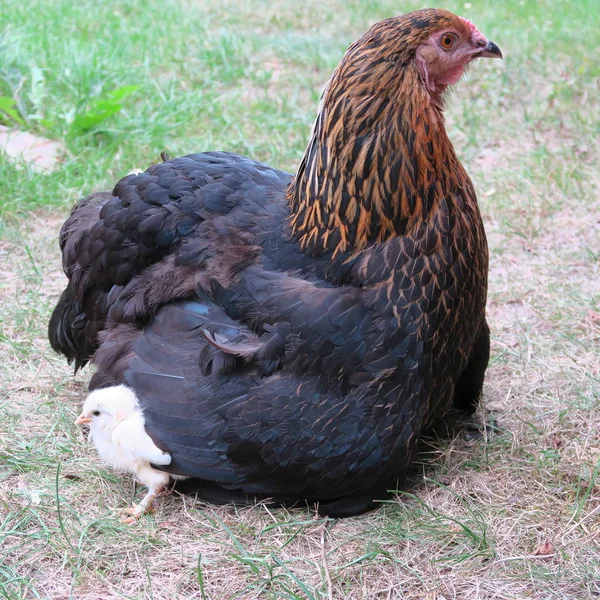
(75, 414), (92, 426)
(479, 40), (502, 59)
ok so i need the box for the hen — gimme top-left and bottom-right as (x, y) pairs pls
(50, 9), (501, 518)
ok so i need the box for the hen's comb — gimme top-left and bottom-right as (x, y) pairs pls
(460, 16), (487, 43)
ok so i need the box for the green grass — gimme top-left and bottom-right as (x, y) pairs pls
(1, 0), (599, 598)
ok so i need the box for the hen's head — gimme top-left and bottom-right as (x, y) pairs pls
(412, 10), (501, 92)
(75, 385), (139, 432)
(345, 9), (501, 96)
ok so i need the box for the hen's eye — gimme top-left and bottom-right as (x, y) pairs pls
(440, 35), (455, 50)
(92, 410), (101, 417)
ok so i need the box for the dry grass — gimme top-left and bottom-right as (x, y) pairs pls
(1, 0), (599, 598)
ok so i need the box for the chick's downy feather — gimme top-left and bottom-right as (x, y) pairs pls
(52, 8), (500, 517)
(80, 385), (171, 473)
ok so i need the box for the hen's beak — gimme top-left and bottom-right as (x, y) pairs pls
(75, 414), (92, 425)
(479, 40), (502, 59)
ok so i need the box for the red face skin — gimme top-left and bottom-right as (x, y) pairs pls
(416, 17), (501, 93)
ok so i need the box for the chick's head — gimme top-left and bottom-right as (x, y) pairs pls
(75, 385), (139, 432)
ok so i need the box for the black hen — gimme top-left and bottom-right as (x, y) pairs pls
(49, 9), (499, 517)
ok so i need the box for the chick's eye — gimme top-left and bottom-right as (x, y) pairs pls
(92, 410), (101, 417)
(440, 35), (455, 50)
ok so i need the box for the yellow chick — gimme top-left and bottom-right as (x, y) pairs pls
(75, 384), (172, 524)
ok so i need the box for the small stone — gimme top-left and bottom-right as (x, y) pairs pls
(0, 125), (65, 172)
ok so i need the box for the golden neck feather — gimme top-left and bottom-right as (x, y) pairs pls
(287, 24), (473, 257)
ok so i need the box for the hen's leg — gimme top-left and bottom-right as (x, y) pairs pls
(452, 319), (490, 414)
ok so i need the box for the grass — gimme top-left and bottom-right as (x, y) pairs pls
(1, 0), (599, 598)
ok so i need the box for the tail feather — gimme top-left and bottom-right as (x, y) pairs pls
(49, 192), (114, 370)
(48, 284), (91, 372)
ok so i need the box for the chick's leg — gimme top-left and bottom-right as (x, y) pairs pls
(121, 466), (170, 524)
(121, 484), (164, 524)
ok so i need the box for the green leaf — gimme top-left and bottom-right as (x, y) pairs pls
(271, 556), (316, 600)
(106, 85), (140, 102)
(197, 554), (207, 600)
(68, 85), (140, 135)
(228, 553), (262, 574)
(70, 103), (122, 132)
(0, 97), (26, 127)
